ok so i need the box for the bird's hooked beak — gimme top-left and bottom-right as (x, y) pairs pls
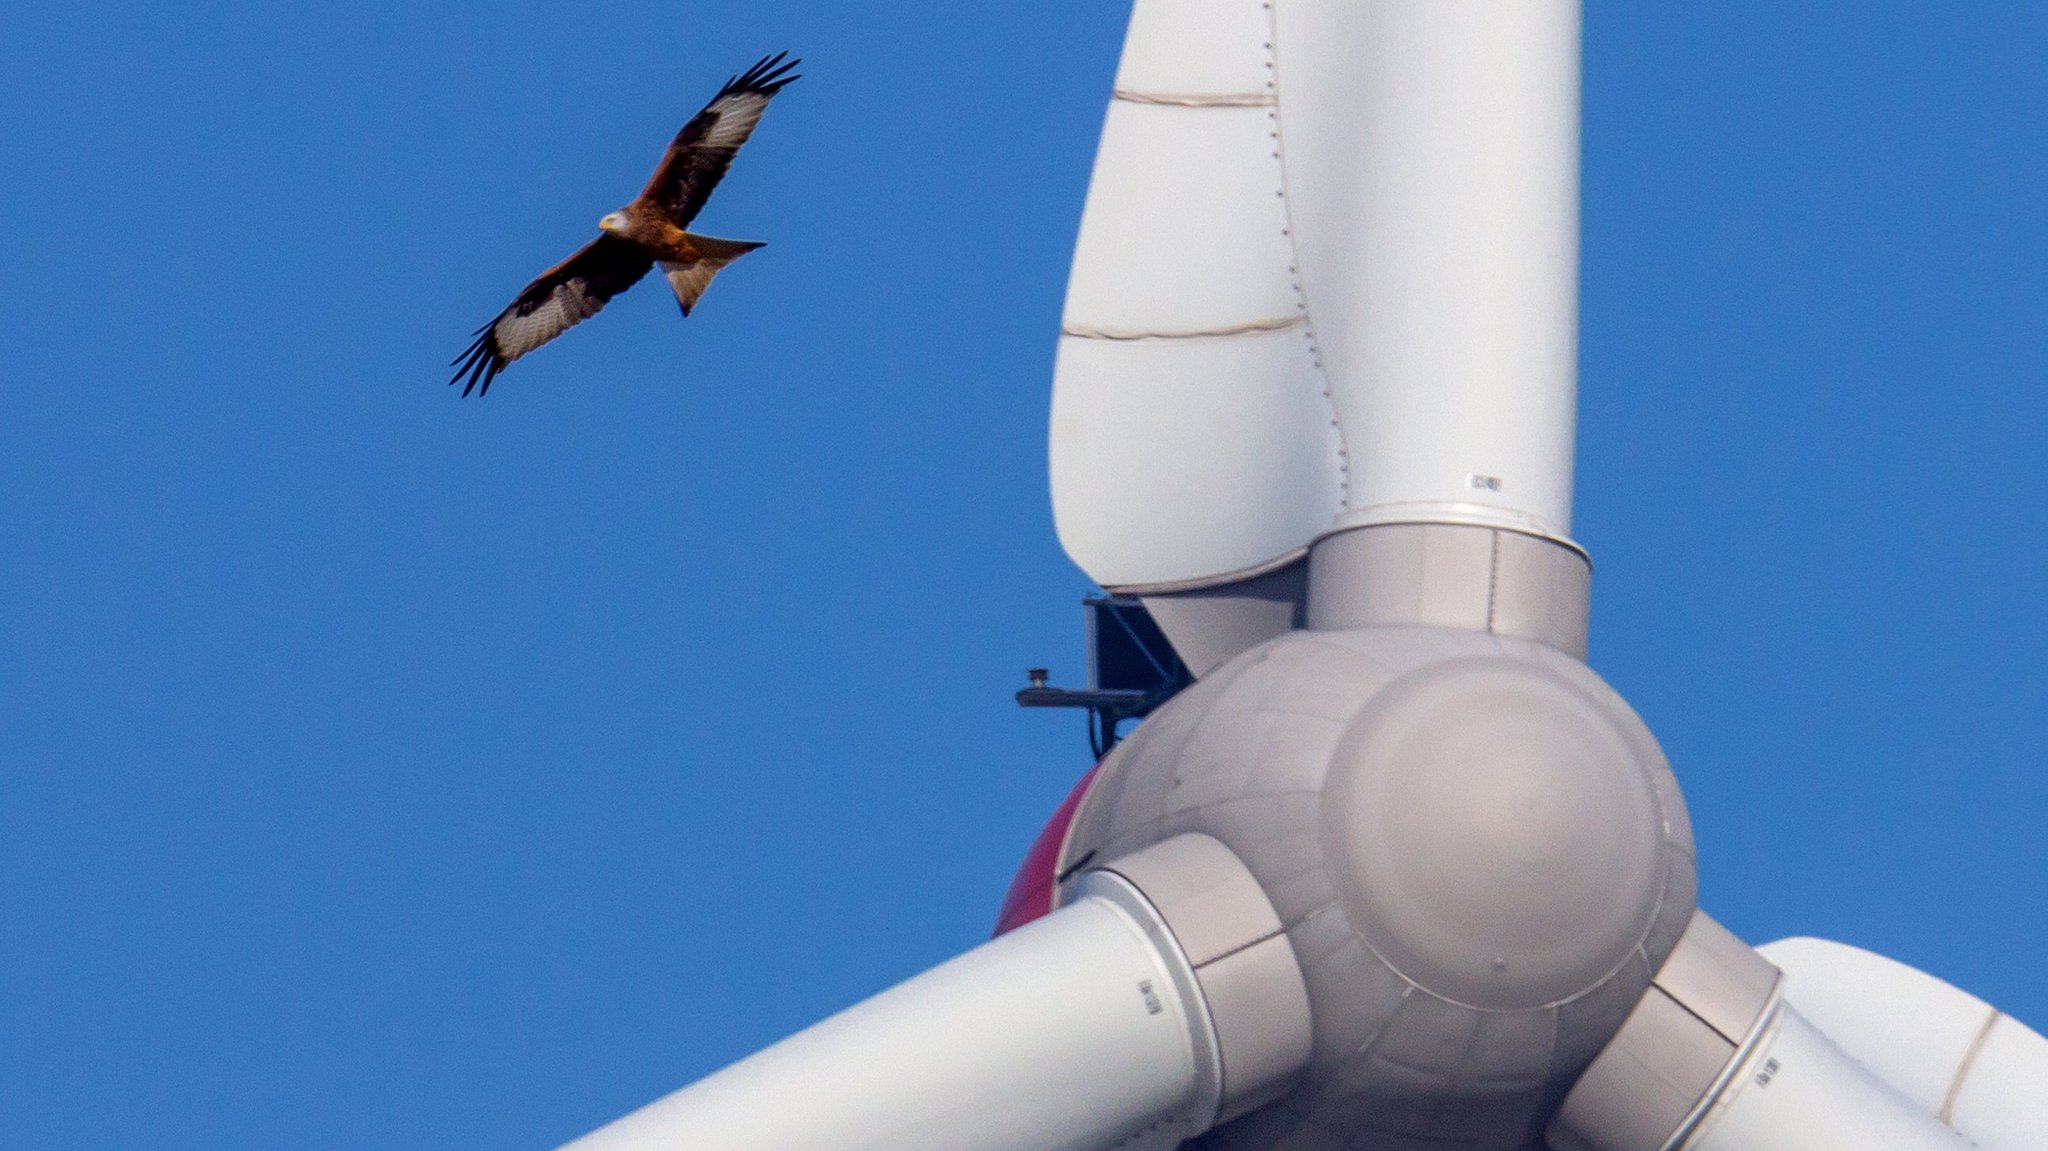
(598, 211), (629, 235)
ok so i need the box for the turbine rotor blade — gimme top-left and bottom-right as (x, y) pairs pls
(1553, 913), (1974, 1151)
(557, 836), (1310, 1151)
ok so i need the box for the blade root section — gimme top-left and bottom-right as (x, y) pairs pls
(555, 895), (1215, 1151)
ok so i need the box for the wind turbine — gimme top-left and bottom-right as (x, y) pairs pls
(549, 4), (2048, 1149)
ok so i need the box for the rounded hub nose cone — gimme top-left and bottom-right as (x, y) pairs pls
(1322, 657), (1670, 1010)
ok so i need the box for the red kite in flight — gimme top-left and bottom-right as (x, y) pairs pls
(452, 53), (800, 396)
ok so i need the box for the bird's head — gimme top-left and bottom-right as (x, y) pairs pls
(598, 211), (630, 236)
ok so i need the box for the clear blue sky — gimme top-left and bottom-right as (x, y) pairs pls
(4, 2), (2045, 1148)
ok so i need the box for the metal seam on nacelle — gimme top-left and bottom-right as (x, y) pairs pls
(1485, 530), (1504, 635)
(1184, 923), (1288, 971)
(1265, 2), (1352, 508)
(1113, 89), (1276, 108)
(1332, 983), (1414, 1068)
(1661, 974), (1788, 1151)
(1938, 1006), (2001, 1125)
(1062, 315), (1306, 341)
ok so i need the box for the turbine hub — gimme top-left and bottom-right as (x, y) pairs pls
(1322, 655), (1673, 1011)
(1056, 626), (1696, 1150)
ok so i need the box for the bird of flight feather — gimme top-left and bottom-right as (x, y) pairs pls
(451, 53), (800, 397)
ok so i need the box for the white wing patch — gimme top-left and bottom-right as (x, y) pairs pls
(495, 280), (605, 360)
(700, 93), (771, 150)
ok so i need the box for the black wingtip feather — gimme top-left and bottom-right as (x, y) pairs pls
(720, 52), (800, 99)
(449, 325), (505, 397)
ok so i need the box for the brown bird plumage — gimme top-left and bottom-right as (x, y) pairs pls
(452, 53), (800, 396)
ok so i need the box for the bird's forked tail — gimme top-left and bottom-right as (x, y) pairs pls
(662, 235), (767, 317)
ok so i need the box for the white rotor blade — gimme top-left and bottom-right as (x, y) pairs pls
(1760, 937), (2048, 1151)
(1554, 915), (1985, 1151)
(556, 895), (1207, 1151)
(1052, 0), (1582, 591)
(556, 835), (1312, 1151)
(1681, 1004), (1970, 1151)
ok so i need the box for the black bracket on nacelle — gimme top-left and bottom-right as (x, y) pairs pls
(1017, 595), (1193, 756)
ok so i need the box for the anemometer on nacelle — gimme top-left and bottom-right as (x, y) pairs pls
(1015, 596), (1192, 755)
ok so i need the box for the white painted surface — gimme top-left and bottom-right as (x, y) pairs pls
(1954, 1015), (2048, 1151)
(1051, 330), (1340, 587)
(1061, 103), (1297, 338)
(1760, 936), (2048, 1151)
(1683, 1006), (1970, 1151)
(1280, 0), (1580, 542)
(1051, 0), (1338, 589)
(1116, 0), (1271, 95)
(1051, 0), (1582, 589)
(554, 896), (1209, 1151)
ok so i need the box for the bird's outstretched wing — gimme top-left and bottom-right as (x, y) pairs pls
(638, 52), (801, 228)
(451, 234), (654, 396)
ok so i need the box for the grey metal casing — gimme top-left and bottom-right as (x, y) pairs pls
(1128, 524), (1591, 682)
(1082, 834), (1317, 1124)
(1548, 913), (1782, 1151)
(1306, 525), (1591, 661)
(1052, 530), (1695, 1150)
(1138, 557), (1309, 679)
